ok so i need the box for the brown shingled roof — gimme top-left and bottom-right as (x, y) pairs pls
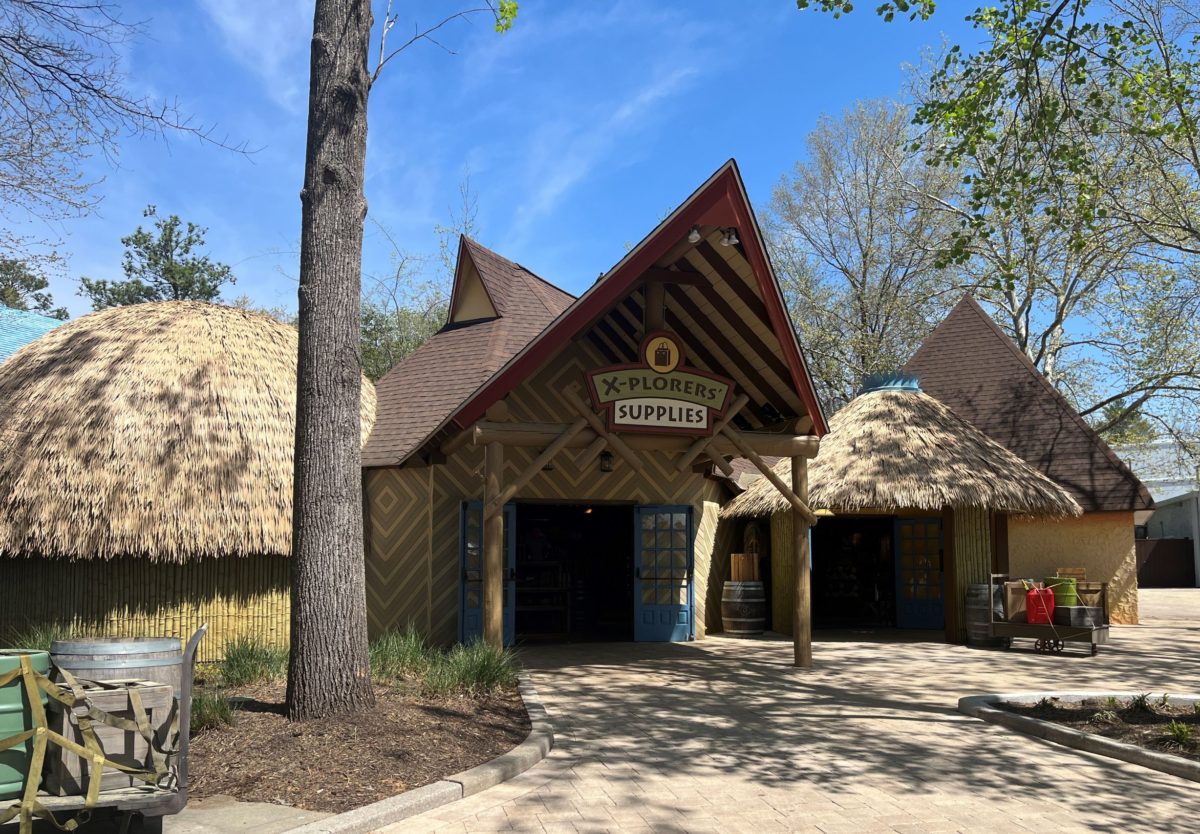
(361, 237), (573, 468)
(902, 296), (1152, 513)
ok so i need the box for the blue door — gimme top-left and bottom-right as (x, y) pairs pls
(634, 506), (693, 641)
(894, 518), (944, 629)
(460, 501), (516, 646)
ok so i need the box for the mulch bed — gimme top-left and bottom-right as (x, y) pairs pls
(189, 681), (530, 813)
(1000, 696), (1200, 762)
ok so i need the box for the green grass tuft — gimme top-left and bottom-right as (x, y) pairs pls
(1166, 720), (1194, 745)
(1131, 692), (1153, 712)
(220, 636), (287, 688)
(2, 622), (91, 653)
(422, 639), (519, 697)
(369, 625), (433, 682)
(190, 689), (235, 734)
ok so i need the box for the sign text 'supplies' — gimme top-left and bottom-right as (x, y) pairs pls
(585, 332), (733, 435)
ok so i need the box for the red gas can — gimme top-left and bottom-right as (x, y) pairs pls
(1027, 587), (1055, 624)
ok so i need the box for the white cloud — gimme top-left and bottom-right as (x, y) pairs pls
(198, 0), (314, 112)
(506, 65), (701, 243)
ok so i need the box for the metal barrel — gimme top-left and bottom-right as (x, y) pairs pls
(965, 584), (1006, 648)
(721, 581), (766, 636)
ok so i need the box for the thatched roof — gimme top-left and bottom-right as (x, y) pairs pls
(0, 301), (376, 561)
(721, 388), (1082, 519)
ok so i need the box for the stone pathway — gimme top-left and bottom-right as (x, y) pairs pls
(383, 618), (1200, 833)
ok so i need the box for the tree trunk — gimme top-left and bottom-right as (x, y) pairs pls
(287, 0), (376, 721)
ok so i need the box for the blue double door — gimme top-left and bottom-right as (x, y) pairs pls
(460, 502), (693, 644)
(894, 517), (945, 630)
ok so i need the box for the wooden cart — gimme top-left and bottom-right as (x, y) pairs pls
(988, 574), (1109, 656)
(1, 625), (207, 834)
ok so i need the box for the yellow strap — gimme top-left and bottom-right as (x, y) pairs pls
(0, 659), (174, 832)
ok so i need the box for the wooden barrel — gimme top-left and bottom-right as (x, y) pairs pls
(965, 584), (1006, 648)
(50, 637), (183, 696)
(721, 581), (766, 637)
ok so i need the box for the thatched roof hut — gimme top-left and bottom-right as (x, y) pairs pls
(721, 385), (1081, 519)
(0, 301), (377, 562)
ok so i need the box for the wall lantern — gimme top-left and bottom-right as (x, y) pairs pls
(599, 451), (614, 473)
(720, 227), (740, 247)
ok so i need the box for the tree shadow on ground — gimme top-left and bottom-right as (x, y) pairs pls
(509, 626), (1200, 833)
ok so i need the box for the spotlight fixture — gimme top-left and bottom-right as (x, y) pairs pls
(720, 227), (740, 247)
(599, 450), (614, 472)
(687, 225), (702, 244)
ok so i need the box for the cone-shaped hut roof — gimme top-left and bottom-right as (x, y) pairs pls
(721, 382), (1081, 519)
(0, 301), (376, 561)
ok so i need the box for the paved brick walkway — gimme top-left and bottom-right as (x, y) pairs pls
(382, 618), (1200, 833)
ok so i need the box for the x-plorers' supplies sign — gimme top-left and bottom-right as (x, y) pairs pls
(586, 332), (733, 435)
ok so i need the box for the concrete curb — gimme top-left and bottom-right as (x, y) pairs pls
(959, 691), (1200, 784)
(283, 674), (554, 834)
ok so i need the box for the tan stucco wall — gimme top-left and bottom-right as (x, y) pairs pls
(1007, 511), (1138, 624)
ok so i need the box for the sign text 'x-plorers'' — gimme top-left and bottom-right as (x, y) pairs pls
(586, 332), (733, 435)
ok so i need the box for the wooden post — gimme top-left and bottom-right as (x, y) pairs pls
(483, 442), (504, 649)
(792, 455), (812, 668)
(645, 281), (665, 331)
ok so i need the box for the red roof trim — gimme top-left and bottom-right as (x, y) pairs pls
(450, 160), (829, 435)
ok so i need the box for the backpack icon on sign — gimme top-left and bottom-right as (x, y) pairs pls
(654, 342), (671, 367)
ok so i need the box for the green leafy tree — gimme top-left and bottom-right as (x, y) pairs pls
(1099, 400), (1157, 443)
(797, 1), (1200, 257)
(79, 206), (235, 309)
(0, 258), (67, 319)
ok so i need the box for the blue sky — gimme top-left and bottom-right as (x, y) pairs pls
(34, 1), (978, 317)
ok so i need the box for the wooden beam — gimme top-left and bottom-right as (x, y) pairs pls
(563, 390), (642, 469)
(721, 426), (818, 525)
(470, 420), (821, 457)
(483, 442), (504, 650)
(691, 241), (774, 331)
(792, 455), (812, 668)
(440, 425), (478, 457)
(644, 281), (665, 331)
(667, 285), (780, 412)
(487, 417), (588, 514)
(676, 393), (749, 471)
(704, 449), (735, 478)
(641, 267), (710, 287)
(575, 435), (609, 469)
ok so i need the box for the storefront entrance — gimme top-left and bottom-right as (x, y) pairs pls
(514, 503), (634, 642)
(810, 516), (944, 630)
(460, 502), (695, 644)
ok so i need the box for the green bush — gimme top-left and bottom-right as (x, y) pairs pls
(191, 689), (234, 734)
(220, 636), (287, 688)
(1166, 720), (1194, 745)
(370, 625), (433, 682)
(423, 639), (519, 697)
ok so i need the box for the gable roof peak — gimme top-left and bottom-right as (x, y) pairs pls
(904, 293), (1153, 512)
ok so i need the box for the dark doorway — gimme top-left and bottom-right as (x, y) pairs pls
(810, 516), (895, 628)
(514, 503), (635, 642)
